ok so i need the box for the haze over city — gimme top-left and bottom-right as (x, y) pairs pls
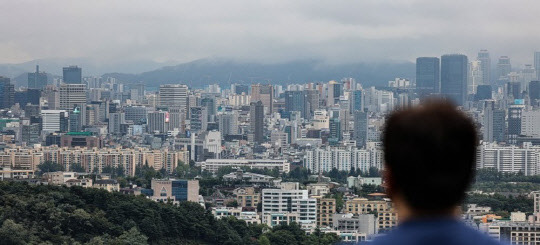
(2, 0), (540, 71)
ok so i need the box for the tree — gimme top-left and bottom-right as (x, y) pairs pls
(113, 227), (148, 245)
(0, 219), (30, 245)
(70, 163), (86, 172)
(226, 200), (239, 208)
(258, 235), (271, 245)
(37, 161), (64, 175)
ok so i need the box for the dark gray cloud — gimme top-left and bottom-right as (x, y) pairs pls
(1, 0), (539, 67)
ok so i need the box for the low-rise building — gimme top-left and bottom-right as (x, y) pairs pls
(201, 159), (290, 173)
(151, 179), (199, 203)
(344, 198), (398, 232)
(313, 196), (336, 227)
(94, 179), (120, 192)
(332, 213), (378, 236)
(234, 187), (260, 208)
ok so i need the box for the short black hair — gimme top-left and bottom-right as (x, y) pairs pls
(383, 100), (477, 213)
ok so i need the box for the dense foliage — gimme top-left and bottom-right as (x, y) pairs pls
(465, 193), (534, 216)
(475, 168), (540, 183)
(0, 181), (340, 245)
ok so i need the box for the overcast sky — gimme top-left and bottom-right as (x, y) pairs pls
(1, 0), (539, 66)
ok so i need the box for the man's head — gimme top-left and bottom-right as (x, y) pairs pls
(382, 100), (477, 216)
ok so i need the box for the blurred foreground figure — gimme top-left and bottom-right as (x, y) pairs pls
(369, 101), (502, 245)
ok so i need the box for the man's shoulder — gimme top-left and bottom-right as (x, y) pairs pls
(368, 220), (503, 245)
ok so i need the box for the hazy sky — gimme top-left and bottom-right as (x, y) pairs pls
(2, 0), (539, 66)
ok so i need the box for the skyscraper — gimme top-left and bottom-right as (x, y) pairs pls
(441, 54), (468, 106)
(284, 90), (306, 118)
(477, 50), (491, 85)
(327, 80), (343, 106)
(475, 85), (492, 101)
(415, 57), (440, 99)
(482, 101), (505, 143)
(468, 60), (483, 94)
(530, 81), (540, 102)
(507, 105), (524, 144)
(328, 116), (341, 146)
(218, 111), (239, 136)
(305, 89), (319, 119)
(62, 66), (82, 84)
(68, 106), (83, 132)
(351, 90), (364, 111)
(535, 52), (540, 80)
(250, 101), (264, 144)
(354, 110), (368, 148)
(108, 112), (126, 135)
(497, 56), (512, 80)
(189, 107), (208, 133)
(28, 65), (48, 89)
(147, 111), (169, 134)
(200, 97), (216, 122)
(0, 77), (14, 109)
(59, 83), (86, 109)
(507, 82), (522, 100)
(158, 84), (188, 112)
(234, 84), (249, 95)
(251, 84), (273, 115)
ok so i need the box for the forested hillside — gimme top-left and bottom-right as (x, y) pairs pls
(0, 182), (339, 245)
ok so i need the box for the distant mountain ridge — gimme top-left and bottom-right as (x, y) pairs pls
(104, 58), (415, 88)
(0, 57), (415, 88)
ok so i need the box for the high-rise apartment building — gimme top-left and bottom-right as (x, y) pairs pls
(28, 65), (48, 89)
(478, 50), (491, 85)
(441, 54), (468, 106)
(416, 57), (440, 99)
(158, 84), (188, 112)
(62, 66), (82, 84)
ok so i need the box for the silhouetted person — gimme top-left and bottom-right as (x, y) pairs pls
(369, 101), (502, 245)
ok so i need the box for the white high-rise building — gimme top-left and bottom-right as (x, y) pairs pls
(158, 84), (188, 112)
(521, 110), (540, 137)
(304, 146), (372, 173)
(41, 110), (67, 133)
(476, 142), (540, 176)
(468, 60), (483, 94)
(261, 183), (316, 226)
